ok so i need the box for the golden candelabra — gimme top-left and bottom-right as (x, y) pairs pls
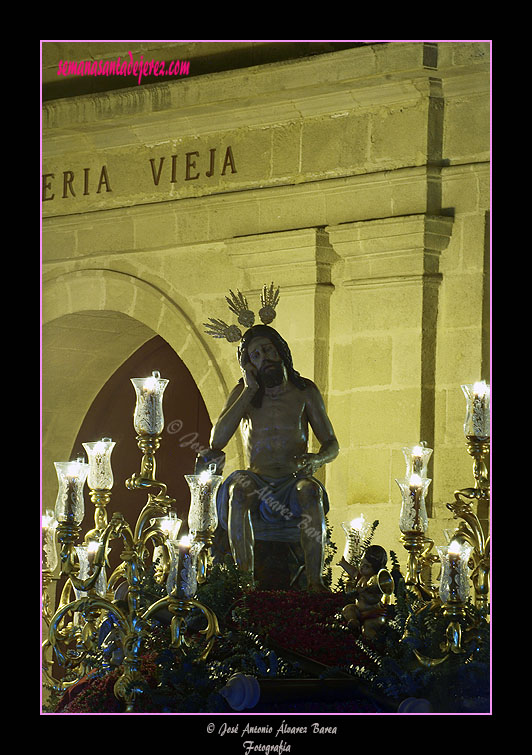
(395, 443), (439, 601)
(395, 381), (490, 665)
(41, 371), (221, 713)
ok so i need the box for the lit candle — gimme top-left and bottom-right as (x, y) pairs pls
(156, 512), (182, 541)
(166, 534), (199, 598)
(131, 370), (168, 435)
(42, 510), (56, 538)
(447, 540), (461, 600)
(412, 446), (424, 475)
(437, 540), (472, 605)
(409, 473), (423, 530)
(178, 533), (192, 553)
(462, 381), (490, 440)
(472, 381), (489, 438)
(54, 459), (90, 524)
(395, 475), (430, 534)
(185, 465), (222, 538)
(86, 539), (101, 568)
(340, 514), (371, 571)
(42, 510), (58, 572)
(83, 438), (115, 491)
(402, 442), (433, 479)
(346, 516), (362, 560)
(349, 516), (363, 548)
(75, 541), (107, 597)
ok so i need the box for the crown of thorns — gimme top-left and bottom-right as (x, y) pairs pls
(203, 283), (280, 343)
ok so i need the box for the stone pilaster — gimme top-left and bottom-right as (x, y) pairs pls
(326, 213), (453, 510)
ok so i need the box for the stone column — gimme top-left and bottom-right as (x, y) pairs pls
(327, 213), (453, 511)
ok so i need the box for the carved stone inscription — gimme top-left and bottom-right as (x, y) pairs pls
(42, 146), (237, 202)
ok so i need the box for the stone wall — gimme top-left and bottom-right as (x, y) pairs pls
(42, 41), (490, 581)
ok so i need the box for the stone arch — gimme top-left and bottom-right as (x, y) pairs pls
(41, 268), (240, 510)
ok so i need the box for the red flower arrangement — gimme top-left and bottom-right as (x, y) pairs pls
(54, 652), (160, 714)
(50, 588), (377, 713)
(239, 590), (373, 669)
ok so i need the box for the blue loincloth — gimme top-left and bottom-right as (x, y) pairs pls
(216, 469), (330, 543)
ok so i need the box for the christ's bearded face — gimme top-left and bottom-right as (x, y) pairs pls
(247, 336), (286, 388)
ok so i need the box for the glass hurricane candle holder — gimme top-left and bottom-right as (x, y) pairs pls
(73, 543), (107, 599)
(166, 535), (202, 598)
(83, 438), (116, 538)
(131, 370), (169, 435)
(395, 474), (431, 534)
(461, 381), (490, 440)
(83, 438), (116, 490)
(437, 540), (473, 604)
(402, 442), (433, 479)
(341, 514), (372, 566)
(42, 510), (58, 572)
(185, 466), (223, 538)
(153, 511), (182, 541)
(54, 460), (90, 525)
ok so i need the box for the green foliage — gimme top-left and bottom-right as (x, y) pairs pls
(361, 520), (380, 552)
(140, 646), (227, 713)
(346, 593), (491, 713)
(195, 555), (251, 623)
(47, 537), (491, 714)
(322, 518), (338, 588)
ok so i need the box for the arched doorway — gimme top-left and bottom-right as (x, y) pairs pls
(71, 334), (212, 572)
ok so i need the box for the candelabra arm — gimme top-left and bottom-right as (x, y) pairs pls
(125, 473), (170, 501)
(402, 600), (462, 668)
(448, 491), (486, 556)
(110, 512), (135, 551)
(107, 562), (126, 595)
(133, 499), (172, 545)
(84, 489), (113, 543)
(60, 518), (120, 594)
(413, 649), (450, 668)
(465, 436), (490, 495)
(42, 638), (78, 692)
(142, 596), (220, 662)
(48, 595), (128, 668)
(419, 537), (440, 569)
(125, 433), (175, 505)
(138, 523), (168, 553)
(141, 595), (174, 622)
(66, 564), (104, 595)
(418, 538), (440, 599)
(446, 493), (490, 617)
(187, 598), (221, 661)
(42, 573), (59, 625)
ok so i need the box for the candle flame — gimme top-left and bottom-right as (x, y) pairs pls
(409, 473), (422, 487)
(143, 376), (158, 392)
(66, 460), (84, 478)
(350, 515), (365, 530)
(448, 540), (462, 556)
(42, 512), (55, 529)
(412, 445), (423, 457)
(199, 469), (212, 484)
(158, 514), (182, 540)
(178, 534), (192, 547)
(472, 380), (489, 397)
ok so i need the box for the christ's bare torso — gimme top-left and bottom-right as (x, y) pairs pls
(240, 381), (310, 477)
(209, 334), (338, 482)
